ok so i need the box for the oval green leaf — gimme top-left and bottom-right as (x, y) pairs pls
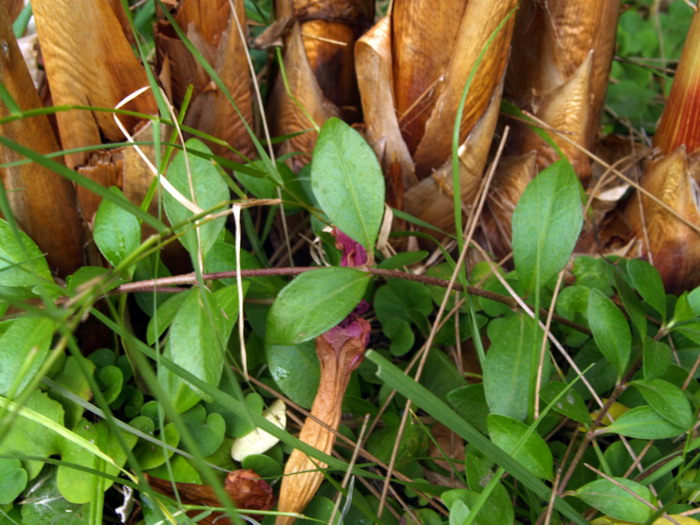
(631, 378), (694, 429)
(483, 314), (549, 421)
(627, 259), (666, 321)
(265, 267), (371, 345)
(311, 117), (385, 253)
(0, 316), (55, 397)
(265, 340), (320, 409)
(574, 477), (654, 523)
(587, 289), (631, 379)
(93, 186), (141, 268)
(0, 218), (53, 288)
(487, 414), (553, 480)
(164, 138), (229, 259)
(512, 160), (583, 293)
(603, 405), (687, 439)
(0, 458), (27, 504)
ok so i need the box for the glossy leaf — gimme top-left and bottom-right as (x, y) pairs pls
(159, 285), (242, 412)
(57, 418), (138, 503)
(311, 118), (385, 253)
(587, 289), (631, 378)
(164, 138), (229, 259)
(603, 405), (687, 439)
(642, 338), (672, 379)
(0, 218), (53, 287)
(487, 414), (553, 480)
(0, 458), (27, 504)
(181, 405), (226, 457)
(265, 267), (370, 345)
(540, 382), (590, 424)
(627, 259), (666, 321)
(483, 314), (549, 421)
(265, 340), (319, 409)
(631, 378), (694, 429)
(512, 160), (583, 293)
(574, 477), (654, 523)
(93, 186), (141, 268)
(0, 316), (54, 396)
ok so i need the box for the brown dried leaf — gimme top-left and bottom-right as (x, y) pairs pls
(392, 0), (467, 153)
(77, 151), (124, 222)
(355, 16), (416, 194)
(412, 0), (517, 177)
(32, 0), (157, 169)
(404, 85), (502, 233)
(268, 21), (340, 169)
(625, 147), (700, 292)
(0, 2), (84, 275)
(145, 469), (275, 524)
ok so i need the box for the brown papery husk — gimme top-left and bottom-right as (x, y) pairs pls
(0, 2), (84, 276)
(653, 7), (700, 156)
(514, 53), (594, 181)
(355, 15), (416, 199)
(624, 147), (700, 293)
(403, 82), (503, 234)
(391, 0), (468, 154)
(32, 0), (157, 170)
(411, 0), (517, 178)
(506, 0), (619, 153)
(181, 0), (255, 160)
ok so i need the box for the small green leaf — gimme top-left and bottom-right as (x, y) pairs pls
(573, 477), (654, 523)
(146, 290), (192, 345)
(631, 378), (694, 429)
(159, 286), (242, 412)
(265, 340), (319, 409)
(587, 289), (631, 378)
(0, 458), (27, 504)
(164, 138), (229, 259)
(181, 405), (226, 456)
(0, 390), (65, 479)
(311, 118), (385, 253)
(133, 422), (180, 471)
(265, 267), (370, 345)
(487, 414), (553, 480)
(93, 186), (141, 268)
(687, 285), (700, 316)
(627, 259), (666, 321)
(50, 356), (96, 429)
(483, 314), (549, 421)
(613, 269), (647, 337)
(603, 405), (687, 439)
(0, 218), (53, 287)
(642, 338), (672, 379)
(0, 316), (54, 397)
(512, 160), (583, 293)
(448, 385), (489, 434)
(57, 419), (138, 504)
(378, 251), (429, 269)
(98, 365), (123, 405)
(449, 499), (470, 525)
(540, 382), (590, 424)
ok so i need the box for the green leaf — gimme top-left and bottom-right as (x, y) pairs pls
(613, 269), (647, 337)
(374, 279), (433, 326)
(0, 390), (65, 479)
(159, 286), (242, 412)
(512, 160), (583, 293)
(483, 314), (548, 421)
(630, 378), (694, 429)
(0, 218), (53, 287)
(540, 382), (590, 424)
(146, 290), (192, 345)
(448, 385), (489, 434)
(0, 316), (54, 396)
(687, 285), (700, 316)
(573, 477), (654, 523)
(603, 405), (687, 439)
(449, 499), (470, 525)
(181, 405), (226, 456)
(265, 267), (370, 345)
(642, 338), (672, 380)
(164, 138), (229, 258)
(93, 186), (141, 268)
(378, 251), (429, 269)
(587, 289), (631, 378)
(311, 118), (385, 253)
(0, 458), (27, 504)
(487, 414), (553, 480)
(365, 350), (587, 525)
(265, 340), (319, 410)
(49, 356), (96, 429)
(627, 259), (666, 321)
(57, 418), (138, 504)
